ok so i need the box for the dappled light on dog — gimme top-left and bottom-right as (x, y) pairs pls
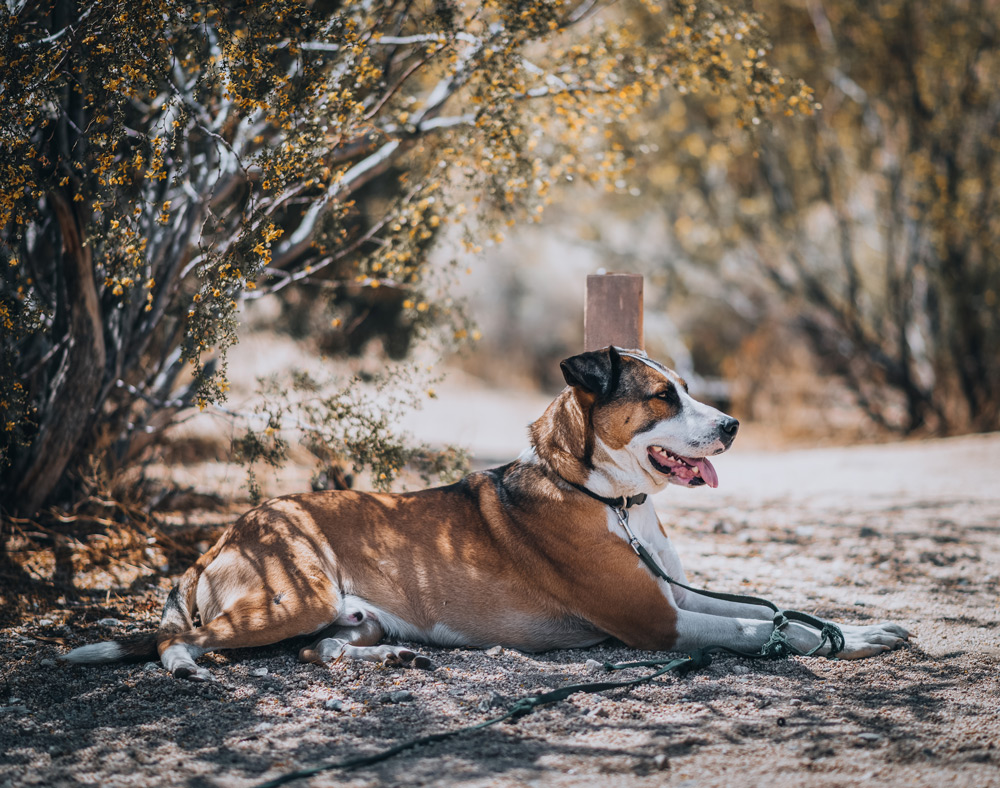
(63, 349), (907, 681)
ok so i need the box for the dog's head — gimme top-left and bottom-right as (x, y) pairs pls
(557, 346), (738, 494)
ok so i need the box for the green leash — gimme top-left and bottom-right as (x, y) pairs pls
(612, 505), (846, 659)
(252, 505), (844, 788)
(253, 652), (703, 788)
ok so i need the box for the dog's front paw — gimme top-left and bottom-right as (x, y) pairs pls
(834, 622), (910, 659)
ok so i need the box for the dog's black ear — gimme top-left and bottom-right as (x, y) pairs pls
(559, 346), (622, 397)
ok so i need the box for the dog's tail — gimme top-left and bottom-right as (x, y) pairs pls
(62, 633), (158, 665)
(63, 561), (205, 667)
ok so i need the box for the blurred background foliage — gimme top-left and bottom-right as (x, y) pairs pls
(467, 0), (1000, 439)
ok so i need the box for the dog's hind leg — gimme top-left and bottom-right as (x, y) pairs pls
(158, 581), (342, 680)
(299, 618), (433, 669)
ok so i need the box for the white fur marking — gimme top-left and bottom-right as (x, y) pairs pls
(195, 552), (251, 623)
(603, 504), (683, 607)
(63, 641), (124, 664)
(604, 506), (776, 621)
(671, 609), (776, 653)
(339, 595), (474, 647)
(160, 643), (207, 674)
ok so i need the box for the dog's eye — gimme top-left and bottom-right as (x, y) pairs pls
(652, 387), (679, 405)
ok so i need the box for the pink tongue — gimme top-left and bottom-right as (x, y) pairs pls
(691, 457), (719, 488)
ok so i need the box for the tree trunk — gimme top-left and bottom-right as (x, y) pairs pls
(12, 192), (105, 515)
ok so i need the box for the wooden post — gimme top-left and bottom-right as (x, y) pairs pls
(584, 273), (644, 351)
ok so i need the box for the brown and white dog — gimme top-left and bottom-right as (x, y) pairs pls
(64, 347), (909, 679)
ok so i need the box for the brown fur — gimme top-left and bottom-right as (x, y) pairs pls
(68, 348), (912, 673)
(151, 356), (687, 664)
(61, 350), (712, 677)
(156, 462), (679, 658)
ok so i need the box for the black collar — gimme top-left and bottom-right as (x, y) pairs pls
(568, 481), (647, 511)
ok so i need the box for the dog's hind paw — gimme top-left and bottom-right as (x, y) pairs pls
(384, 648), (434, 670)
(173, 665), (215, 682)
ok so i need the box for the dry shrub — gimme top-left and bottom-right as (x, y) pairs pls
(723, 321), (895, 445)
(0, 462), (231, 626)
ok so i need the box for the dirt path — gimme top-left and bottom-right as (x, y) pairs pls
(2, 434), (999, 788)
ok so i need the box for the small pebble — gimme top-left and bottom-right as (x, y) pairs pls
(485, 646), (502, 657)
(789, 698), (803, 706)
(858, 732), (883, 743)
(97, 618), (120, 627)
(477, 691), (506, 712)
(38, 618), (54, 626)
(323, 699), (343, 711)
(584, 659), (604, 672)
(380, 690), (415, 703)
(731, 664), (749, 675)
(653, 754), (670, 770)
(251, 667), (269, 677)
(142, 662), (160, 672)
(39, 659), (56, 668)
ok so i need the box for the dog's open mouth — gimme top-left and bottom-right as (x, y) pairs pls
(648, 446), (719, 488)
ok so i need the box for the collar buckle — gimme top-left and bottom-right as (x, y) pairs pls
(570, 482), (647, 511)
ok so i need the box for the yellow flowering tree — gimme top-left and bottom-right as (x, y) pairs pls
(0, 0), (800, 516)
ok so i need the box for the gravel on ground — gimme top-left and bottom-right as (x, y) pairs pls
(2, 433), (998, 788)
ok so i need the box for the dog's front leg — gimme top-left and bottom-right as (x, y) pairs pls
(649, 525), (910, 658)
(650, 537), (774, 621)
(671, 609), (837, 655)
(671, 609), (909, 659)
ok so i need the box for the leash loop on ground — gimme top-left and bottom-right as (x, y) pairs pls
(252, 653), (698, 788)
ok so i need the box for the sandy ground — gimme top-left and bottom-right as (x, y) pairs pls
(2, 431), (999, 788)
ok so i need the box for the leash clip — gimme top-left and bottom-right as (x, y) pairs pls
(615, 507), (645, 557)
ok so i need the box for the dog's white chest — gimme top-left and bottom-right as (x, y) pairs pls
(605, 502), (669, 552)
(605, 502), (681, 602)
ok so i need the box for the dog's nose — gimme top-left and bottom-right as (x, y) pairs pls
(720, 417), (739, 438)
